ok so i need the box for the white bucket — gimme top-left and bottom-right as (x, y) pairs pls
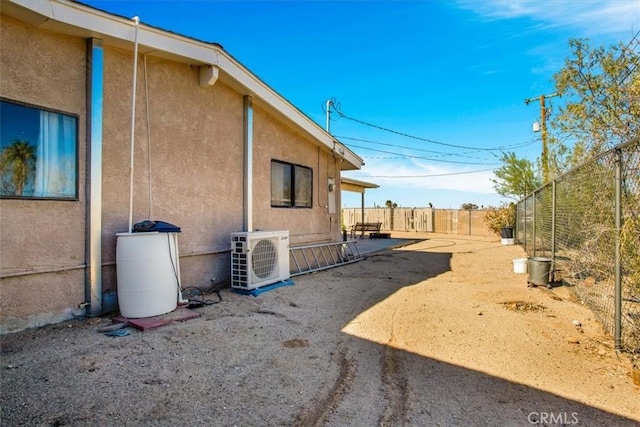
(513, 258), (528, 274)
(501, 238), (515, 245)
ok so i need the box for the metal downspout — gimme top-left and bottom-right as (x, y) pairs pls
(243, 96), (253, 232)
(86, 38), (104, 316)
(127, 16), (140, 233)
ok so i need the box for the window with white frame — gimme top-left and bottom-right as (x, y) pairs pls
(271, 160), (312, 208)
(0, 99), (78, 199)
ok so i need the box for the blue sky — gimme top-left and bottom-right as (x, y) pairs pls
(82, 0), (639, 209)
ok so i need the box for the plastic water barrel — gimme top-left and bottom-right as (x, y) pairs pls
(116, 232), (179, 318)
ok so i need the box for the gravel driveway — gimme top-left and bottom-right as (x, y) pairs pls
(1, 233), (638, 426)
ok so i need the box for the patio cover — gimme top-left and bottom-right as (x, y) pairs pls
(340, 177), (379, 225)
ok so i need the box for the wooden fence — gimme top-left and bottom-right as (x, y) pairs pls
(342, 208), (493, 237)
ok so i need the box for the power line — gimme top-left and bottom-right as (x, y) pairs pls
(352, 146), (494, 162)
(346, 144), (500, 165)
(331, 106), (523, 151)
(617, 29), (640, 84)
(350, 167), (497, 178)
(343, 139), (490, 161)
(337, 135), (454, 155)
(336, 135), (537, 156)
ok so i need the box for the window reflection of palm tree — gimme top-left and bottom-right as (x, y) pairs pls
(0, 140), (36, 196)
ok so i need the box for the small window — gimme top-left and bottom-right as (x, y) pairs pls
(271, 160), (312, 208)
(0, 99), (78, 199)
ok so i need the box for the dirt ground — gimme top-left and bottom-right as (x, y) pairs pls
(1, 233), (638, 426)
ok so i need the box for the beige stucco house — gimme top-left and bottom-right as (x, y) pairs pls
(0, 0), (363, 333)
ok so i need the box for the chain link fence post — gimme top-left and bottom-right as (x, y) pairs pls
(615, 147), (622, 351)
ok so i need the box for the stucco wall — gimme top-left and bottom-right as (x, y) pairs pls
(0, 16), (87, 332)
(253, 105), (341, 245)
(100, 48), (245, 294)
(1, 13), (345, 333)
(99, 43), (342, 291)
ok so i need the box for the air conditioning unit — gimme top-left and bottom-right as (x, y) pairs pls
(231, 230), (290, 290)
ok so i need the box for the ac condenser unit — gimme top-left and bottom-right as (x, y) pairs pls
(231, 230), (290, 290)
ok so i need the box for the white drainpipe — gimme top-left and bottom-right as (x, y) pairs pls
(243, 95), (253, 232)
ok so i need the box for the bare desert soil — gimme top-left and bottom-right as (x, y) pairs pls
(1, 233), (639, 426)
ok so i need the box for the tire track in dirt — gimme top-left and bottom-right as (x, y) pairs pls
(379, 346), (409, 426)
(295, 350), (357, 426)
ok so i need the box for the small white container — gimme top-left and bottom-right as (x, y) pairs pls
(513, 258), (528, 274)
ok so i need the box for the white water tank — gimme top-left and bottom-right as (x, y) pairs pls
(116, 232), (180, 318)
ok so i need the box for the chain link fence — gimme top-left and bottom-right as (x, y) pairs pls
(516, 138), (640, 353)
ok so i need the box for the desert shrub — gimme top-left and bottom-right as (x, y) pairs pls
(483, 203), (516, 236)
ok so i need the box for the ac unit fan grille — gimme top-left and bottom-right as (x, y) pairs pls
(230, 230), (289, 290)
(252, 239), (278, 279)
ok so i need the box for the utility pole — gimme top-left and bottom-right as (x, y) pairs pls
(325, 99), (333, 133)
(525, 92), (560, 184)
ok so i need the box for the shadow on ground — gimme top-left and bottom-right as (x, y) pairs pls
(1, 237), (637, 426)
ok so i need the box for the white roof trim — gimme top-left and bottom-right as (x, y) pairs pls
(5, 0), (363, 170)
(341, 177), (380, 189)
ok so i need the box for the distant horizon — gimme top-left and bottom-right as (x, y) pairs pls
(340, 203), (502, 210)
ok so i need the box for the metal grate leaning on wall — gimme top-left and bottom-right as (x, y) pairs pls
(516, 138), (640, 353)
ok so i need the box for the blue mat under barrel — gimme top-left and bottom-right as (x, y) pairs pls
(231, 279), (295, 296)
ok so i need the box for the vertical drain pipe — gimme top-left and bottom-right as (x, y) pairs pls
(86, 38), (104, 316)
(127, 16), (140, 232)
(243, 95), (253, 232)
(143, 53), (153, 220)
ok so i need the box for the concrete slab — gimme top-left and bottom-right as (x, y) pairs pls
(347, 235), (424, 255)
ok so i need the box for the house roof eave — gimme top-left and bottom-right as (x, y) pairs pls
(3, 0), (364, 170)
(340, 177), (379, 193)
